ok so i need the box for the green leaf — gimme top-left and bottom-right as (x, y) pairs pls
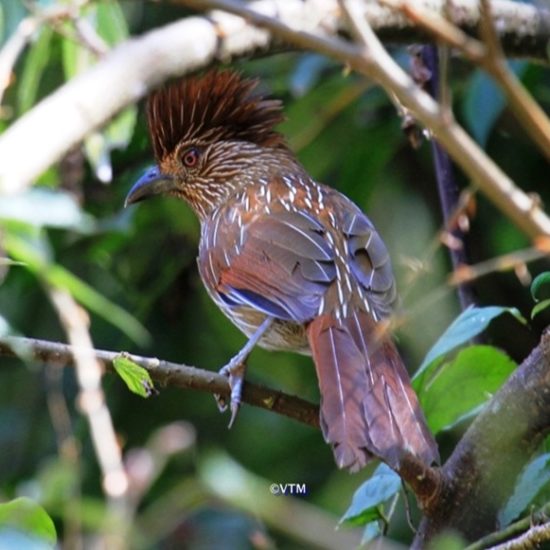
(499, 453), (550, 526)
(0, 189), (95, 231)
(531, 273), (550, 318)
(419, 346), (516, 434)
(532, 299), (550, 319)
(104, 106), (137, 149)
(62, 1), (128, 80)
(113, 355), (156, 398)
(463, 62), (526, 146)
(95, 1), (128, 45)
(4, 230), (149, 345)
(340, 463), (400, 526)
(531, 272), (550, 302)
(0, 497), (56, 546)
(17, 26), (53, 114)
(415, 306), (524, 382)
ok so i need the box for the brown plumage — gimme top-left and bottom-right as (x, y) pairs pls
(147, 71), (286, 160)
(126, 70), (439, 472)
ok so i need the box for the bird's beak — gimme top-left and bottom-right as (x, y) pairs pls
(124, 166), (176, 207)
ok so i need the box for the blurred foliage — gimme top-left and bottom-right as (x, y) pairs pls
(1, 0), (550, 548)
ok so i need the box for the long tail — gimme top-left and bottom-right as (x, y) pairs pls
(307, 310), (438, 472)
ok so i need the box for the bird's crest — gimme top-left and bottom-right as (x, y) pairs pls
(147, 70), (286, 161)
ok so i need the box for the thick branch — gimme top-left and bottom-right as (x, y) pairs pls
(1, 0), (550, 193)
(413, 329), (550, 547)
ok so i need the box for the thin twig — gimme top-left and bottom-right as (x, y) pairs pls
(448, 245), (549, 287)
(0, 2), (94, 105)
(421, 44), (477, 310)
(44, 363), (83, 549)
(0, 17), (40, 105)
(488, 521), (550, 550)
(0, 0), (547, 242)
(465, 503), (550, 550)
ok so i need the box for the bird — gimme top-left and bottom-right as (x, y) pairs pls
(125, 69), (438, 472)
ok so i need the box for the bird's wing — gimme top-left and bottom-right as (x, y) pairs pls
(199, 207), (336, 322)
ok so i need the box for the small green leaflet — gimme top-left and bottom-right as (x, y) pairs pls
(0, 497), (56, 546)
(531, 272), (550, 318)
(113, 355), (157, 398)
(340, 463), (400, 526)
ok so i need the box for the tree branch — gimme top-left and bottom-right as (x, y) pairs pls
(466, 502), (550, 550)
(0, 335), (320, 429)
(0, 335), (440, 509)
(413, 328), (550, 547)
(488, 522), (550, 550)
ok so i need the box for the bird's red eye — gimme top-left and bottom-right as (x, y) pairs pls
(182, 147), (200, 167)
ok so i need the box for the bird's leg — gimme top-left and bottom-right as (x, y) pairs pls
(215, 316), (274, 428)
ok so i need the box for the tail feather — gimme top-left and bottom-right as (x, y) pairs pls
(307, 311), (438, 471)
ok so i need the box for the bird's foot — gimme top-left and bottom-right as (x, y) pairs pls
(214, 358), (247, 428)
(213, 316), (273, 428)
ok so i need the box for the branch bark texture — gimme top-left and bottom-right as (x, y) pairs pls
(413, 329), (550, 547)
(0, 336), (320, 429)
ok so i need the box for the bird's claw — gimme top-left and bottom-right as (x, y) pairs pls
(214, 359), (246, 428)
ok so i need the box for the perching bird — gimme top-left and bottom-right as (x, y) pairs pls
(125, 70), (438, 472)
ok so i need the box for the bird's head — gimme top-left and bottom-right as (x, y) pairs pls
(125, 70), (287, 219)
